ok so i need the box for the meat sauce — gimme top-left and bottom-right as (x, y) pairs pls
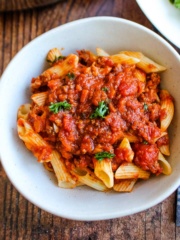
(29, 50), (164, 175)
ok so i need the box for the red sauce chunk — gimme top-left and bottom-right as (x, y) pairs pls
(156, 135), (169, 147)
(133, 143), (162, 175)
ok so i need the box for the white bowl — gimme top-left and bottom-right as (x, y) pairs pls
(0, 17), (180, 221)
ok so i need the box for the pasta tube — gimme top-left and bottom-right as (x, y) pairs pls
(115, 162), (150, 180)
(94, 159), (114, 188)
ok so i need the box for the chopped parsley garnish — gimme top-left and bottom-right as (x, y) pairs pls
(47, 55), (65, 63)
(90, 101), (109, 119)
(57, 55), (65, 60)
(49, 101), (71, 113)
(67, 72), (75, 80)
(95, 151), (115, 161)
(143, 140), (148, 145)
(143, 103), (148, 111)
(102, 87), (109, 92)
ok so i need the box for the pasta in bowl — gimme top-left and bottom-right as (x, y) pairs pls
(0, 17), (180, 220)
(17, 48), (174, 193)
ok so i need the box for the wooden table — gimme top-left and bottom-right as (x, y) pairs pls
(0, 0), (180, 239)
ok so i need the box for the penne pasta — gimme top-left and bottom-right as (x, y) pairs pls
(159, 144), (170, 156)
(137, 55), (166, 73)
(133, 68), (146, 82)
(160, 90), (174, 132)
(154, 131), (167, 143)
(43, 162), (54, 172)
(113, 179), (137, 192)
(51, 150), (77, 188)
(158, 152), (172, 175)
(96, 47), (110, 56)
(17, 118), (53, 162)
(119, 51), (166, 73)
(31, 91), (48, 106)
(46, 48), (62, 65)
(122, 132), (139, 143)
(157, 132), (170, 156)
(94, 159), (114, 188)
(115, 162), (150, 180)
(17, 104), (31, 120)
(110, 53), (140, 65)
(117, 138), (134, 162)
(41, 54), (79, 81)
(71, 166), (108, 191)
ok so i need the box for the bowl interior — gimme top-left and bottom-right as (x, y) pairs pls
(0, 17), (180, 221)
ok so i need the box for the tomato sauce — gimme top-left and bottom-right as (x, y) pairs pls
(28, 50), (164, 174)
(133, 143), (162, 174)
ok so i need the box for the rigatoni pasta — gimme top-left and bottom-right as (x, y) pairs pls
(17, 47), (174, 193)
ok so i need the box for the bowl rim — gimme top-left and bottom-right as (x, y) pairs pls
(1, 16), (179, 80)
(0, 16), (180, 221)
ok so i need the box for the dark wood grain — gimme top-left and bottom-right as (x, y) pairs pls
(0, 0), (64, 12)
(0, 1), (180, 239)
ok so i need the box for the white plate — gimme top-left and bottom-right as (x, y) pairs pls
(0, 17), (180, 221)
(136, 0), (180, 48)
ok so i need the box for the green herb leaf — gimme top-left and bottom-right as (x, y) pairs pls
(143, 140), (148, 145)
(95, 151), (115, 161)
(90, 101), (109, 119)
(58, 56), (65, 60)
(49, 101), (71, 113)
(143, 103), (148, 111)
(47, 55), (65, 63)
(95, 152), (115, 161)
(102, 87), (109, 92)
(67, 72), (75, 80)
